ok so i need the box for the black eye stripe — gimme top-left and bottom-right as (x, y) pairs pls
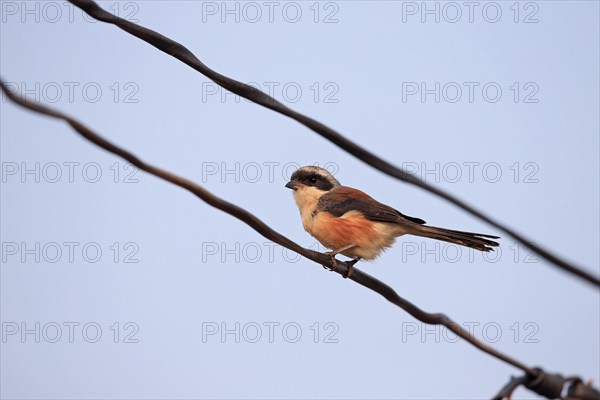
(290, 170), (334, 191)
(292, 171), (318, 182)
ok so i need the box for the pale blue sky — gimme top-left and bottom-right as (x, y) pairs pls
(1, 1), (599, 399)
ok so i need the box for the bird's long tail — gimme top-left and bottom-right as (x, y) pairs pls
(410, 225), (500, 252)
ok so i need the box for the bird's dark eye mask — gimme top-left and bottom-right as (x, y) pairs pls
(291, 171), (334, 191)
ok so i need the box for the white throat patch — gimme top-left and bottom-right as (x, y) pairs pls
(292, 185), (326, 231)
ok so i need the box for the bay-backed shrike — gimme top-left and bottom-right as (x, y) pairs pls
(285, 166), (499, 271)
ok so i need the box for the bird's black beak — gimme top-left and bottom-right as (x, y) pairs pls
(285, 180), (298, 190)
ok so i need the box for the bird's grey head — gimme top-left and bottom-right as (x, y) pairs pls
(285, 166), (340, 192)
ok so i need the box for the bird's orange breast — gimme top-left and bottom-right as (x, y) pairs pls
(310, 211), (376, 249)
(307, 210), (400, 260)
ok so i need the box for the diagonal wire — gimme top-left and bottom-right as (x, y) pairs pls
(3, 79), (599, 400)
(66, 0), (599, 287)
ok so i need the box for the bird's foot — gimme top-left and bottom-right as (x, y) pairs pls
(343, 257), (361, 279)
(348, 257), (361, 266)
(323, 251), (338, 272)
(323, 245), (358, 277)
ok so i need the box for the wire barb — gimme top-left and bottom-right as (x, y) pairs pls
(3, 79), (598, 400)
(65, 0), (600, 287)
(492, 368), (600, 400)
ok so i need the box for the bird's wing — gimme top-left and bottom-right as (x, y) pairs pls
(317, 186), (426, 225)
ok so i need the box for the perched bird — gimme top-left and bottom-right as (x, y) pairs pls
(285, 166), (499, 272)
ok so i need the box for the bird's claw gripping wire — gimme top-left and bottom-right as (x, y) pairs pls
(322, 252), (337, 272)
(321, 256), (360, 279)
(324, 245), (359, 278)
(344, 257), (361, 279)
